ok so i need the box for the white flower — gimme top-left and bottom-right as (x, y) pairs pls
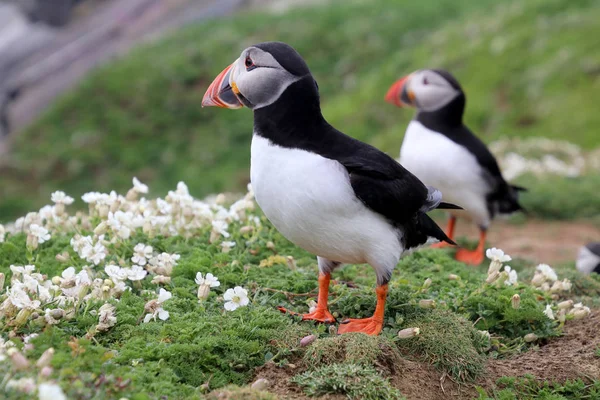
(70, 235), (93, 254)
(132, 177), (149, 194)
(38, 382), (66, 400)
(150, 253), (180, 275)
(220, 241), (236, 253)
(211, 220), (230, 238)
(536, 264), (558, 282)
(51, 191), (74, 205)
(105, 265), (128, 281)
(80, 241), (107, 266)
(132, 243), (153, 266)
(107, 211), (134, 239)
(6, 377), (36, 394)
(486, 248), (511, 263)
(96, 303), (117, 331)
(561, 279), (572, 291)
(29, 224), (51, 244)
(504, 266), (518, 286)
(0, 224), (6, 243)
(8, 287), (40, 310)
(81, 192), (103, 203)
(195, 272), (220, 287)
(223, 286), (249, 311)
(10, 265), (36, 277)
(125, 265), (147, 281)
(75, 270), (91, 286)
(143, 288), (171, 323)
(543, 304), (555, 320)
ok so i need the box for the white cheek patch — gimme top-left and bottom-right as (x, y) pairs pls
(417, 86), (461, 112)
(238, 68), (301, 109)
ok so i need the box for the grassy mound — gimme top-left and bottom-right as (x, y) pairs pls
(2, 0), (600, 220)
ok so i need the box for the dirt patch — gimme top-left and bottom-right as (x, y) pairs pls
(253, 362), (344, 400)
(483, 310), (600, 388)
(448, 218), (600, 265)
(388, 358), (476, 400)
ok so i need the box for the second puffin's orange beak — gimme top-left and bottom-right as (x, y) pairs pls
(385, 75), (415, 107)
(202, 63), (243, 109)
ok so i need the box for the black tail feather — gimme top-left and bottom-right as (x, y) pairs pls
(511, 185), (527, 192)
(419, 213), (456, 246)
(437, 201), (463, 210)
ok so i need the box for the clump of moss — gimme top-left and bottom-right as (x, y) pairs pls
(397, 309), (486, 381)
(292, 363), (404, 400)
(207, 386), (278, 400)
(303, 333), (401, 374)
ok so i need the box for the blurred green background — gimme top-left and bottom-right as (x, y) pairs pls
(1, 0), (599, 221)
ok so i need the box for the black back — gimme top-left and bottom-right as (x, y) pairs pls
(415, 69), (524, 218)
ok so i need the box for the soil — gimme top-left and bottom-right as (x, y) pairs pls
(483, 310), (600, 385)
(445, 218), (600, 265)
(253, 312), (600, 400)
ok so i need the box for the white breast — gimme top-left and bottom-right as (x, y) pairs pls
(250, 134), (402, 271)
(399, 121), (491, 227)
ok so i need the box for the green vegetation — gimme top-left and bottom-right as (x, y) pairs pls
(1, 181), (595, 399)
(478, 377), (600, 400)
(291, 364), (404, 400)
(2, 0), (600, 220)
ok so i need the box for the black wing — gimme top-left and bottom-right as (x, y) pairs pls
(318, 127), (456, 247)
(442, 125), (525, 217)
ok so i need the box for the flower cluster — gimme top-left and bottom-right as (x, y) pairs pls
(531, 264), (572, 294)
(489, 138), (595, 179)
(485, 248), (517, 286)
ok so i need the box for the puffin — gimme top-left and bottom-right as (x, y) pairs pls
(202, 42), (459, 335)
(385, 69), (526, 265)
(576, 242), (600, 275)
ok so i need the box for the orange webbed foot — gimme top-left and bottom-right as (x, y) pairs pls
(277, 306), (335, 323)
(455, 248), (485, 265)
(337, 316), (383, 336)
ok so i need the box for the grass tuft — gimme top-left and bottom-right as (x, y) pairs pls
(292, 363), (405, 400)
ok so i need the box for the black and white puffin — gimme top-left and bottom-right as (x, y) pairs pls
(576, 242), (600, 275)
(385, 69), (526, 265)
(202, 42), (459, 335)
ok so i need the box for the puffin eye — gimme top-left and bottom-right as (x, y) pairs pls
(423, 77), (429, 85)
(245, 56), (255, 70)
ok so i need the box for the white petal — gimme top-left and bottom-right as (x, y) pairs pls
(158, 288), (172, 303)
(223, 288), (234, 301)
(158, 308), (169, 321)
(224, 301), (238, 311)
(143, 313), (153, 323)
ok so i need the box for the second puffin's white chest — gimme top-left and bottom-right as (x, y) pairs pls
(250, 134), (402, 266)
(399, 121), (491, 225)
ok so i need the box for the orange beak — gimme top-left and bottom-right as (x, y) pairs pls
(385, 75), (415, 107)
(202, 63), (243, 109)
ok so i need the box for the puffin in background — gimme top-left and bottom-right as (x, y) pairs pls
(576, 242), (600, 275)
(385, 69), (526, 265)
(203, 42), (459, 335)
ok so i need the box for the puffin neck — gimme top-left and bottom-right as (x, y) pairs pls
(416, 93), (465, 131)
(253, 76), (327, 148)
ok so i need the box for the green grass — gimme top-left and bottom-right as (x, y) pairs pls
(2, 0), (600, 221)
(478, 377), (600, 400)
(2, 198), (592, 398)
(291, 363), (405, 400)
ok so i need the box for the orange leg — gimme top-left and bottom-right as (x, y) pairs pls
(278, 273), (335, 323)
(431, 216), (456, 249)
(456, 229), (486, 265)
(337, 284), (387, 335)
